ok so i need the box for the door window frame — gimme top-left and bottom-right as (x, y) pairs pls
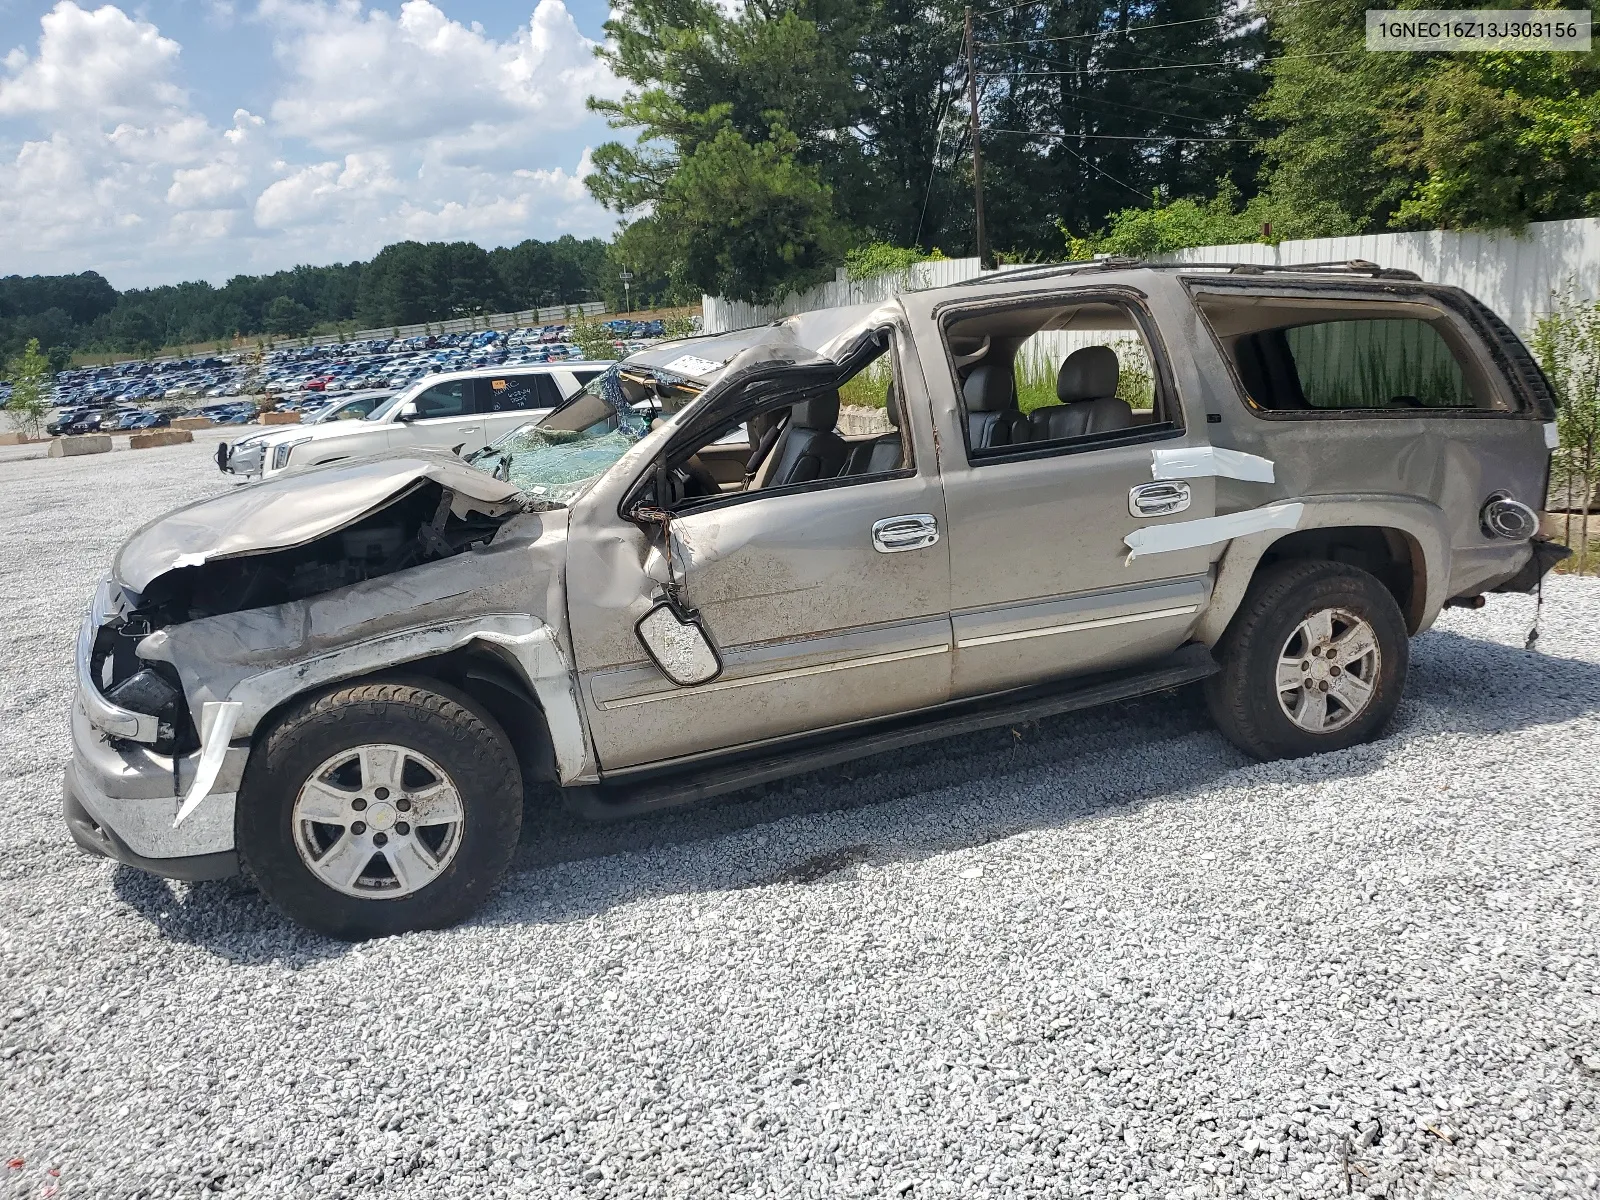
(932, 285), (1186, 469)
(618, 325), (922, 519)
(409, 378), (471, 421)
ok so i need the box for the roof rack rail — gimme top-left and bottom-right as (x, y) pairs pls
(935, 256), (1423, 291)
(1176, 258), (1422, 281)
(965, 257), (1144, 286)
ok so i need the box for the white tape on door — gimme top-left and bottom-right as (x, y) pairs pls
(1151, 445), (1276, 483)
(1125, 502), (1304, 560)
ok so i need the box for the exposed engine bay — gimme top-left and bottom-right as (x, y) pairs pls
(90, 466), (526, 754)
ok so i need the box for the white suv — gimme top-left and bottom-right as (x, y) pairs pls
(218, 363), (612, 479)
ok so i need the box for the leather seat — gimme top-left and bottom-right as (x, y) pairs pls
(964, 364), (1028, 449)
(843, 379), (904, 475)
(761, 391), (849, 487)
(1028, 345), (1134, 441)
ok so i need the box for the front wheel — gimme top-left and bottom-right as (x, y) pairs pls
(237, 680), (523, 940)
(1205, 560), (1409, 761)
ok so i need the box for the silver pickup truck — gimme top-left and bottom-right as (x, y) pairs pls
(66, 261), (1567, 938)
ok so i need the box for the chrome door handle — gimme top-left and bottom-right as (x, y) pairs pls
(872, 513), (940, 553)
(1128, 481), (1192, 517)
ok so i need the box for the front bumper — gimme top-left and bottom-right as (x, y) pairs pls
(70, 591), (248, 876)
(63, 700), (245, 877)
(65, 769), (237, 881)
(218, 438), (265, 476)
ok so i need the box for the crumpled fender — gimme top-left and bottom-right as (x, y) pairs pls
(136, 512), (598, 785)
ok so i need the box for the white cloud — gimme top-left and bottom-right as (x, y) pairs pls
(0, 0), (620, 285)
(262, 0), (622, 162)
(0, 2), (185, 121)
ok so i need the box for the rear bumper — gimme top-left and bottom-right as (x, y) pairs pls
(1491, 538), (1572, 593)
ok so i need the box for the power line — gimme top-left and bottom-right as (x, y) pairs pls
(972, 0), (1046, 17)
(989, 128), (1251, 142)
(978, 14), (1222, 47)
(980, 48), (1356, 77)
(1044, 136), (1150, 199)
(990, 44), (1264, 99)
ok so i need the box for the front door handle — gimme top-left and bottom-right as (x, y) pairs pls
(1129, 481), (1192, 517)
(872, 513), (940, 553)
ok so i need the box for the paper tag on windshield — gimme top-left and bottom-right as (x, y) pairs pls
(663, 354), (725, 377)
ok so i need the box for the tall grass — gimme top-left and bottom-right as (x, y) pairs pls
(836, 337), (1155, 412)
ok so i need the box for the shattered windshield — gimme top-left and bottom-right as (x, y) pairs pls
(469, 363), (698, 510)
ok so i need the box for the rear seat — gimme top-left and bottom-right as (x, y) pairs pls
(1027, 346), (1134, 441)
(842, 380), (904, 475)
(963, 364), (1030, 449)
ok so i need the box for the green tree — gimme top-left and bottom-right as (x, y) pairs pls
(4, 338), (53, 440)
(264, 295), (315, 337)
(1259, 0), (1600, 232)
(569, 312), (620, 360)
(1064, 179), (1355, 258)
(1532, 287), (1600, 573)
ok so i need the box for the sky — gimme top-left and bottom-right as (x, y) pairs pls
(0, 0), (632, 287)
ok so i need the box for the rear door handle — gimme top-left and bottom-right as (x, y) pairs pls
(1129, 481), (1192, 517)
(872, 513), (940, 553)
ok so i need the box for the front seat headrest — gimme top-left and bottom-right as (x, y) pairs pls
(884, 379), (900, 428)
(964, 363), (1014, 412)
(792, 390), (840, 431)
(1057, 346), (1120, 402)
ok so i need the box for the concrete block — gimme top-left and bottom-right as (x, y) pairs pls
(0, 431), (39, 445)
(129, 429), (195, 450)
(261, 411), (301, 425)
(171, 417), (214, 430)
(48, 434), (113, 458)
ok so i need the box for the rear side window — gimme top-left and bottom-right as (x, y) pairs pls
(478, 374), (563, 412)
(1194, 290), (1512, 415)
(1283, 319), (1471, 409)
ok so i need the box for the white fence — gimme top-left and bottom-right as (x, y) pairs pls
(702, 217), (1600, 339)
(701, 258), (985, 333)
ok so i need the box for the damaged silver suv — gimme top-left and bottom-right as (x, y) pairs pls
(67, 261), (1568, 938)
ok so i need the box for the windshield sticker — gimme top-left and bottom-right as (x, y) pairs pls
(663, 354), (725, 377)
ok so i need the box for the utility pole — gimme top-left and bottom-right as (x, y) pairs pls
(964, 6), (989, 270)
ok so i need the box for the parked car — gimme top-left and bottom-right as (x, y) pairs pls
(215, 365), (610, 478)
(66, 260), (1566, 938)
(307, 390), (392, 423)
(47, 408), (91, 436)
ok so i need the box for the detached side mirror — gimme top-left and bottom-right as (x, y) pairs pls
(636, 601), (721, 686)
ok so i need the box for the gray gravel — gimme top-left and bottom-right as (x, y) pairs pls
(2, 440), (1599, 1199)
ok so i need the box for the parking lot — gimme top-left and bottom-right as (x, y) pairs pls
(2, 439), (1598, 1198)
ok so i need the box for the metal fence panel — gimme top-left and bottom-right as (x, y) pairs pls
(702, 217), (1600, 339)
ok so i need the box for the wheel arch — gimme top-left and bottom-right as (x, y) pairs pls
(211, 617), (593, 786)
(1194, 497), (1450, 646)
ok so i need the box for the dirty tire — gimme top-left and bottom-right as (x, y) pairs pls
(1205, 560), (1409, 762)
(237, 679), (522, 940)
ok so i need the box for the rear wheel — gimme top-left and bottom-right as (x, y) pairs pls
(237, 680), (522, 940)
(1205, 560), (1409, 761)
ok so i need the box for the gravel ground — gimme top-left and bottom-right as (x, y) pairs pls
(2, 441), (1599, 1199)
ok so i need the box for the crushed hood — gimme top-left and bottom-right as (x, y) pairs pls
(114, 451), (524, 593)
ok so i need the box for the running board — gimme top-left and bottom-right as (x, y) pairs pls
(566, 644), (1218, 820)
